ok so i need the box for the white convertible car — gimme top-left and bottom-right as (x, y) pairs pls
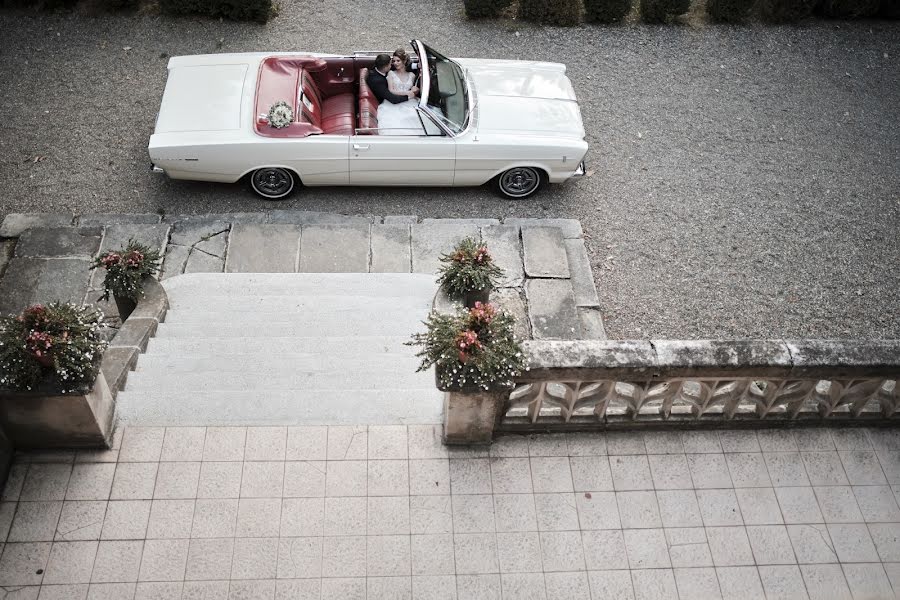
(149, 40), (588, 200)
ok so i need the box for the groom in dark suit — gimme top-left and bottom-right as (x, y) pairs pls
(366, 54), (418, 104)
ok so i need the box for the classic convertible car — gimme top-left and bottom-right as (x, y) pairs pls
(149, 40), (588, 200)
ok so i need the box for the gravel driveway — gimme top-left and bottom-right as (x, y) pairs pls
(1, 1), (898, 340)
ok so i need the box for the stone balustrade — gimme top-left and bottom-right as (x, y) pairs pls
(498, 340), (900, 432)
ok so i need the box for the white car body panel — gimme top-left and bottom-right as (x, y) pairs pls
(149, 48), (588, 193)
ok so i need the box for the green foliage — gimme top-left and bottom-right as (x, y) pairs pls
(0, 303), (107, 393)
(818, 0), (880, 18)
(640, 0), (690, 22)
(758, 0), (816, 22)
(91, 239), (162, 302)
(158, 0), (274, 23)
(707, 0), (755, 22)
(407, 302), (525, 391)
(436, 237), (504, 299)
(463, 0), (513, 18)
(518, 0), (583, 25)
(584, 0), (632, 23)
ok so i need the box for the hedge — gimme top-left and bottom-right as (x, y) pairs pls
(758, 0), (816, 21)
(819, 0), (880, 17)
(158, 0), (273, 22)
(640, 0), (690, 22)
(584, 0), (632, 23)
(518, 0), (583, 25)
(707, 0), (754, 22)
(463, 0), (513, 18)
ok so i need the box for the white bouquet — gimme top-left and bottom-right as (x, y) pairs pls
(267, 100), (294, 129)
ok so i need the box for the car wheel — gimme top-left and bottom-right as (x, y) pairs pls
(494, 167), (544, 200)
(250, 167), (296, 199)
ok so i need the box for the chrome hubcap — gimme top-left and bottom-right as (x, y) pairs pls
(501, 168), (538, 197)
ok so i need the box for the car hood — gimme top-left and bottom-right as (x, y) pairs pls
(457, 59), (584, 138)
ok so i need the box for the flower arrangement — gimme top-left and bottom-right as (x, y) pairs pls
(408, 301), (526, 391)
(437, 237), (504, 303)
(267, 100), (294, 129)
(0, 303), (108, 393)
(91, 239), (162, 302)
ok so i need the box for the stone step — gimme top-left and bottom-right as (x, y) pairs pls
(134, 354), (422, 373)
(161, 297), (430, 318)
(164, 272), (438, 303)
(124, 369), (433, 392)
(143, 336), (418, 356)
(154, 320), (427, 338)
(115, 388), (443, 426)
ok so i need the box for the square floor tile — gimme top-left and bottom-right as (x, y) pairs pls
(367, 535), (410, 576)
(746, 525), (796, 565)
(228, 579), (276, 599)
(582, 529), (628, 570)
(191, 499), (237, 538)
(757, 431), (798, 452)
(454, 533), (498, 574)
(735, 488), (783, 525)
(758, 565), (809, 600)
(326, 426), (367, 460)
(831, 430), (872, 451)
(411, 534), (455, 575)
(697, 489), (743, 526)
(280, 498), (324, 537)
(490, 458), (533, 494)
(605, 433), (646, 455)
(21, 464), (71, 501)
(642, 432), (683, 454)
(202, 427), (246, 462)
(325, 461), (366, 497)
(91, 540), (143, 583)
(827, 523), (879, 562)
(527, 433), (568, 457)
(494, 494), (538, 532)
(110, 463), (157, 501)
(239, 462), (283, 498)
(840, 451), (886, 485)
(101, 501), (151, 540)
(801, 452), (848, 486)
(718, 431), (759, 453)
(181, 580), (228, 599)
(648, 454), (692, 490)
(8, 501), (63, 542)
(160, 427), (205, 462)
(285, 426), (327, 461)
(196, 462), (242, 499)
(623, 528), (669, 569)
(765, 453), (810, 487)
(666, 527), (712, 568)
(368, 460), (409, 496)
(154, 462), (201, 500)
(587, 569), (634, 600)
(324, 497), (366, 536)
(56, 501), (106, 541)
(410, 496), (452, 534)
(119, 428), (164, 463)
(275, 536), (322, 578)
(275, 578), (321, 600)
(185, 537), (234, 580)
(609, 456), (652, 491)
(569, 456), (613, 492)
(43, 540), (98, 584)
(576, 491), (621, 530)
(842, 563), (894, 600)
(540, 530), (584, 572)
(368, 576), (411, 600)
(230, 537), (278, 579)
(716, 566), (764, 600)
(368, 496), (410, 535)
(321, 577), (366, 600)
(799, 564), (851, 600)
(786, 524), (837, 564)
(617, 491), (661, 529)
(530, 457), (573, 493)
(726, 453), (771, 488)
(868, 522), (900, 561)
(853, 485), (900, 522)
(0, 541), (51, 586)
(682, 431), (722, 454)
(244, 427), (287, 461)
(688, 454), (733, 489)
(138, 538), (188, 582)
(66, 464), (115, 501)
(322, 535), (366, 577)
(235, 498), (281, 537)
(544, 571), (590, 600)
(409, 460), (450, 496)
(674, 567), (722, 600)
(90, 582), (138, 599)
(496, 531), (541, 573)
(657, 490), (702, 528)
(706, 527), (754, 567)
(368, 426), (408, 460)
(407, 425), (448, 460)
(793, 430), (835, 452)
(814, 486), (863, 523)
(452, 494), (494, 534)
(533, 493), (579, 531)
(565, 433), (607, 457)
(631, 568), (678, 600)
(775, 487), (823, 524)
(283, 461), (326, 498)
(500, 573), (545, 600)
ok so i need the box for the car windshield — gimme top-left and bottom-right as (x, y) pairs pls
(415, 41), (468, 135)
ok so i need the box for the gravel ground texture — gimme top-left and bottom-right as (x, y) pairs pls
(0, 2), (898, 340)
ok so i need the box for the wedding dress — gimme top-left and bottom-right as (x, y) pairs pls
(378, 71), (424, 136)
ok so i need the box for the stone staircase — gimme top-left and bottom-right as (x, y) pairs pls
(115, 272), (444, 426)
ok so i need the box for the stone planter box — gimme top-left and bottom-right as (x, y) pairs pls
(0, 370), (115, 449)
(443, 387), (509, 445)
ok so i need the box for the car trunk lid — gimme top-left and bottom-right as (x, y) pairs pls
(154, 63), (249, 133)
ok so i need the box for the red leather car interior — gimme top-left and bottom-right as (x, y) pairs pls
(357, 68), (378, 135)
(298, 70), (355, 135)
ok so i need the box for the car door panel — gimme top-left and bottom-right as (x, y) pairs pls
(349, 136), (455, 186)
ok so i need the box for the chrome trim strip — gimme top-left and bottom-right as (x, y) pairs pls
(573, 161), (586, 177)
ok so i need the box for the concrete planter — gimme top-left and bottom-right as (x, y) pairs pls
(442, 384), (509, 445)
(0, 370), (115, 449)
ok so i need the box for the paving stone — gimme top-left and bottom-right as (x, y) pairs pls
(715, 566), (765, 600)
(201, 428), (246, 462)
(588, 569), (634, 599)
(285, 427), (328, 461)
(454, 533), (498, 574)
(854, 485), (900, 522)
(746, 525), (796, 565)
(321, 577), (366, 600)
(735, 488), (783, 526)
(842, 563), (894, 600)
(799, 564), (851, 600)
(525, 279), (580, 339)
(155, 462), (201, 499)
(577, 306), (607, 340)
(648, 454), (692, 490)
(786, 525), (837, 564)
(868, 522), (900, 561)
(411, 534), (455, 575)
(322, 535), (366, 577)
(368, 496), (411, 535)
(617, 491), (662, 529)
(500, 573), (545, 599)
(15, 227), (101, 258)
(324, 497), (366, 536)
(665, 527), (712, 568)
(570, 456), (613, 492)
(19, 465), (70, 502)
(0, 257), (93, 314)
(623, 528), (670, 569)
(764, 452), (810, 487)
(235, 498), (281, 538)
(407, 425), (448, 460)
(183, 251), (224, 274)
(0, 502), (16, 540)
(533, 493), (579, 531)
(563, 238), (599, 307)
(493, 494), (538, 533)
(146, 500), (195, 539)
(101, 501), (151, 540)
(55, 501), (106, 542)
(706, 527), (754, 567)
(656, 490), (702, 528)
(230, 537), (278, 579)
(197, 462), (242, 499)
(160, 428), (206, 463)
(43, 541), (98, 584)
(449, 459), (492, 495)
(366, 535), (410, 576)
(758, 565), (809, 600)
(275, 536), (322, 579)
(96, 224), (169, 261)
(326, 426), (368, 460)
(582, 529), (628, 570)
(0, 542), (51, 586)
(725, 453), (771, 488)
(840, 451), (887, 485)
(682, 432), (723, 454)
(814, 486), (864, 523)
(181, 580), (228, 599)
(497, 532), (542, 573)
(544, 572), (590, 599)
(827, 523), (879, 562)
(239, 462), (283, 498)
(8, 501), (63, 542)
(697, 490), (743, 526)
(89, 582), (139, 599)
(800, 452), (848, 486)
(225, 224), (301, 273)
(283, 461), (326, 498)
(521, 227), (569, 278)
(325, 461), (367, 497)
(610, 455), (653, 491)
(191, 499), (238, 538)
(630, 568), (678, 599)
(267, 211), (374, 225)
(674, 567), (722, 600)
(540, 530), (585, 572)
(480, 225), (523, 287)
(91, 540), (143, 583)
(490, 287), (531, 340)
(275, 579), (321, 600)
(504, 218), (582, 240)
(367, 576), (411, 600)
(0, 213), (74, 237)
(410, 222), (479, 274)
(298, 223), (369, 272)
(383, 215), (418, 225)
(370, 224), (411, 273)
(409, 460), (450, 496)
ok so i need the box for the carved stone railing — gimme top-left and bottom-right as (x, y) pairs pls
(499, 340), (900, 432)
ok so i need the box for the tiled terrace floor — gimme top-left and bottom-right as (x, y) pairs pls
(2, 425), (900, 599)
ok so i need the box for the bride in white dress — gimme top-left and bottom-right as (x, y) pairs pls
(378, 49), (425, 136)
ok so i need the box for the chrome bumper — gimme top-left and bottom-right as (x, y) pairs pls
(150, 164), (165, 174)
(573, 160), (586, 177)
